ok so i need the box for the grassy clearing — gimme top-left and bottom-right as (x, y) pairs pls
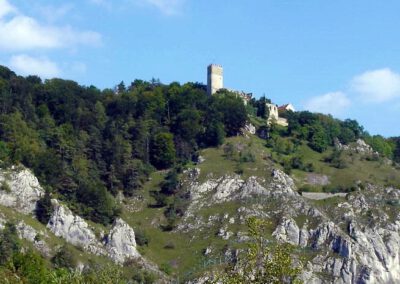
(197, 135), (274, 183)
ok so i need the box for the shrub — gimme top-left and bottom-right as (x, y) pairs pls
(239, 151), (256, 163)
(135, 230), (150, 246)
(223, 142), (235, 160)
(51, 245), (77, 269)
(0, 222), (21, 265)
(159, 263), (172, 275)
(131, 270), (157, 284)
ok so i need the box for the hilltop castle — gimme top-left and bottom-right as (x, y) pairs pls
(207, 64), (294, 126)
(207, 64), (252, 104)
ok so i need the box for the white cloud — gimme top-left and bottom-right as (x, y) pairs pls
(144, 0), (186, 15)
(304, 92), (351, 116)
(9, 54), (61, 78)
(350, 68), (400, 103)
(0, 0), (101, 51)
(0, 0), (16, 18)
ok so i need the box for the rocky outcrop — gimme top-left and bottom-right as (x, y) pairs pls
(187, 169), (297, 208)
(0, 167), (44, 214)
(178, 169), (302, 232)
(47, 200), (105, 255)
(47, 200), (142, 264)
(16, 221), (51, 257)
(273, 200), (400, 283)
(105, 218), (140, 263)
(273, 217), (301, 246)
(182, 165), (400, 284)
(243, 123), (256, 135)
(334, 138), (378, 156)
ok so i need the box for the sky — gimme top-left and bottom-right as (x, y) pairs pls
(0, 0), (400, 137)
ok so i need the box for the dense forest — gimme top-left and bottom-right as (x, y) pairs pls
(0, 65), (399, 226)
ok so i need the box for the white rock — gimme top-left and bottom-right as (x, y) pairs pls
(273, 217), (300, 245)
(244, 123), (256, 135)
(47, 200), (105, 256)
(0, 168), (44, 214)
(16, 221), (51, 256)
(105, 218), (140, 264)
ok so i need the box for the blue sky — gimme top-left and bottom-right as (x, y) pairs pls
(1, 0), (400, 136)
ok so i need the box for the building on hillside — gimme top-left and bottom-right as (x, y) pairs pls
(278, 103), (295, 112)
(206, 64), (293, 126)
(207, 64), (252, 104)
(266, 103), (288, 127)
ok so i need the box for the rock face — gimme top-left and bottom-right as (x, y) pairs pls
(105, 218), (140, 263)
(0, 165), (145, 266)
(182, 167), (400, 284)
(47, 200), (141, 264)
(0, 167), (44, 214)
(47, 200), (105, 255)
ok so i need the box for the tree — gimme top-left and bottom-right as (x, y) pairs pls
(213, 92), (247, 136)
(36, 191), (53, 224)
(0, 111), (43, 167)
(150, 132), (176, 169)
(215, 218), (303, 284)
(76, 181), (119, 225)
(160, 169), (179, 195)
(309, 125), (329, 153)
(203, 121), (225, 147)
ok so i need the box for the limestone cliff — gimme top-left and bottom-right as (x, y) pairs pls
(0, 165), (143, 265)
(182, 168), (400, 283)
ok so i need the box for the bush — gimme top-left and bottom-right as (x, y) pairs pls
(51, 245), (77, 269)
(322, 185), (357, 194)
(12, 250), (51, 283)
(159, 263), (172, 275)
(135, 230), (150, 246)
(131, 270), (157, 284)
(239, 151), (256, 163)
(150, 191), (168, 208)
(324, 150), (348, 169)
(0, 222), (20, 265)
(223, 142), (235, 159)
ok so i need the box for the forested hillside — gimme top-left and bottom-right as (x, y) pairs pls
(1, 65), (400, 283)
(0, 65), (399, 227)
(0, 65), (249, 226)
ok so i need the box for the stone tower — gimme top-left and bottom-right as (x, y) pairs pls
(207, 64), (223, 96)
